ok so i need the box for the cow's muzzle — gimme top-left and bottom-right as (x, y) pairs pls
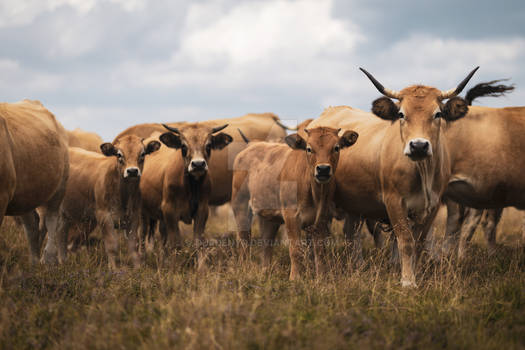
(404, 138), (432, 160)
(188, 159), (208, 176)
(315, 164), (332, 184)
(124, 167), (141, 179)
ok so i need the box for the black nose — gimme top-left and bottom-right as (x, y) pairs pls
(126, 168), (139, 177)
(316, 165), (331, 176)
(409, 140), (430, 155)
(191, 160), (206, 169)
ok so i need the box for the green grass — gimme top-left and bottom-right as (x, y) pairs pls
(0, 214), (524, 350)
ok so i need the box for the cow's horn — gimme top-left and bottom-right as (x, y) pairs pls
(162, 124), (180, 134)
(359, 67), (401, 99)
(441, 66), (480, 99)
(211, 124), (228, 133)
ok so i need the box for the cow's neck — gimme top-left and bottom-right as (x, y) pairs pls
(413, 143), (443, 218)
(309, 179), (333, 227)
(184, 170), (206, 219)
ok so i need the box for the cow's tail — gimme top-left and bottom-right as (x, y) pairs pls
(237, 128), (250, 144)
(274, 119), (298, 131)
(465, 79), (514, 105)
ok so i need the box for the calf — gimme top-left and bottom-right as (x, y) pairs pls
(231, 127), (358, 279)
(59, 135), (160, 268)
(139, 123), (233, 263)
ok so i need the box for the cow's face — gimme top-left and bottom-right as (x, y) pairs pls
(159, 124), (233, 178)
(361, 67), (477, 161)
(285, 127), (358, 184)
(100, 135), (161, 180)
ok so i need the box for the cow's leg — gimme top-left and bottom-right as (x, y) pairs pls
(193, 203), (209, 271)
(20, 210), (43, 263)
(231, 172), (252, 253)
(283, 209), (303, 280)
(146, 218), (157, 252)
(161, 201), (182, 252)
(312, 222), (330, 277)
(481, 208), (503, 255)
(457, 208), (483, 260)
(96, 211), (118, 270)
(259, 216), (280, 267)
(384, 195), (417, 288)
(521, 211), (525, 246)
(343, 214), (363, 262)
(442, 199), (465, 255)
(366, 219), (385, 249)
(127, 207), (142, 268)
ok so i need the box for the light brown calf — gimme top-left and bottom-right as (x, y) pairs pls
(231, 127), (358, 279)
(58, 135), (160, 268)
(140, 123), (233, 261)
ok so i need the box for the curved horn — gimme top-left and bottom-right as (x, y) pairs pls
(359, 67), (401, 99)
(237, 128), (250, 144)
(275, 119), (298, 131)
(162, 124), (180, 134)
(211, 124), (228, 133)
(441, 66), (480, 99)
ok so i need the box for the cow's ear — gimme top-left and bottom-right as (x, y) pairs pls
(443, 97), (468, 121)
(211, 132), (233, 150)
(285, 133), (306, 150)
(339, 130), (359, 149)
(145, 140), (161, 155)
(159, 132), (182, 149)
(372, 97), (399, 121)
(100, 143), (117, 157)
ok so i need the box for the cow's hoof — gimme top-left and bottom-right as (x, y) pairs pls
(41, 252), (58, 265)
(401, 278), (417, 288)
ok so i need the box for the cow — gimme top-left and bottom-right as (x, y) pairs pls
(67, 128), (104, 153)
(231, 127), (358, 279)
(57, 135), (160, 268)
(115, 113), (288, 207)
(307, 67), (479, 287)
(441, 96), (525, 258)
(0, 99), (69, 264)
(139, 123), (233, 265)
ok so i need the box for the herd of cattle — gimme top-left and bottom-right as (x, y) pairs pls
(1, 67), (524, 287)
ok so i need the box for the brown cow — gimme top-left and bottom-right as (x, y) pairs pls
(307, 67), (478, 287)
(57, 136), (160, 268)
(115, 113), (287, 206)
(231, 127), (358, 279)
(139, 123), (233, 262)
(67, 128), (104, 153)
(0, 99), (69, 264)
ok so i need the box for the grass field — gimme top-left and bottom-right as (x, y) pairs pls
(0, 208), (524, 349)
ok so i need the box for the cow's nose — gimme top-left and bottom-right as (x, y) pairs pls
(409, 140), (430, 154)
(126, 167), (140, 178)
(316, 164), (331, 176)
(191, 160), (206, 169)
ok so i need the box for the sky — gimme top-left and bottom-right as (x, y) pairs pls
(0, 0), (524, 140)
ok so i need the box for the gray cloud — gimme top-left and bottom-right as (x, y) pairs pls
(0, 0), (523, 140)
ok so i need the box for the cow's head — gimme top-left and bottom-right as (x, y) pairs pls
(159, 123), (233, 178)
(100, 135), (161, 180)
(360, 67), (478, 161)
(285, 126), (358, 184)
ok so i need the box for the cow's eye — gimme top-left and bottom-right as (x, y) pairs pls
(334, 145), (340, 153)
(181, 145), (188, 157)
(205, 143), (211, 155)
(139, 152), (145, 162)
(434, 111), (442, 119)
(306, 146), (313, 154)
(398, 111), (405, 119)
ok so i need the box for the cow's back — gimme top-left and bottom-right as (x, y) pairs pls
(68, 129), (103, 153)
(0, 100), (69, 215)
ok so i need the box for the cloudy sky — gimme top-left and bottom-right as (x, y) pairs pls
(1, 0), (524, 140)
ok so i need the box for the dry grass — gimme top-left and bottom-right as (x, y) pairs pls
(0, 209), (524, 350)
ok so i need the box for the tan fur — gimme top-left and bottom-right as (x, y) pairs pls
(140, 123), (233, 262)
(231, 127), (357, 279)
(308, 85), (454, 287)
(0, 99), (69, 263)
(67, 128), (104, 153)
(116, 113), (287, 205)
(59, 136), (160, 268)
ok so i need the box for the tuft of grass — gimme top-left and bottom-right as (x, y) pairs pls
(0, 214), (523, 349)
